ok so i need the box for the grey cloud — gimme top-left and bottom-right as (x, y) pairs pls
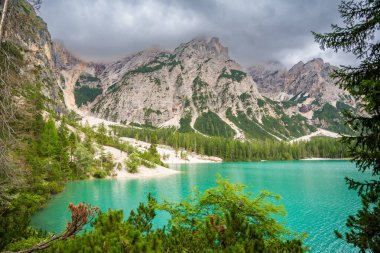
(40, 0), (357, 67)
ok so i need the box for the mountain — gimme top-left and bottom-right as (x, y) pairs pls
(1, 0), (357, 143)
(3, 0), (65, 112)
(249, 59), (357, 134)
(54, 37), (325, 140)
(91, 37), (265, 134)
(52, 38), (358, 140)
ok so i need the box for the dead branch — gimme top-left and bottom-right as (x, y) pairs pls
(0, 0), (10, 42)
(1, 203), (100, 253)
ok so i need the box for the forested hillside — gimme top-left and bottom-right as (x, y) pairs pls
(112, 126), (348, 161)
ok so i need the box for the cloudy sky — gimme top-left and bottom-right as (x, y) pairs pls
(40, 0), (356, 68)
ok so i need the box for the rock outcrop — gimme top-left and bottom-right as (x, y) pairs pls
(4, 0), (65, 111)
(249, 58), (357, 134)
(90, 37), (265, 128)
(249, 58), (354, 104)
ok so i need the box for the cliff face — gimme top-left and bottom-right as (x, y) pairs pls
(249, 58), (357, 134)
(53, 36), (359, 139)
(248, 60), (288, 100)
(55, 37), (317, 140)
(249, 58), (354, 104)
(4, 0), (65, 111)
(90, 37), (265, 127)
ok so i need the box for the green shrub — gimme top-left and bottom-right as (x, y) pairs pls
(239, 92), (251, 102)
(42, 178), (306, 253)
(93, 170), (107, 178)
(140, 159), (156, 168)
(219, 68), (247, 82)
(125, 152), (141, 173)
(257, 99), (265, 107)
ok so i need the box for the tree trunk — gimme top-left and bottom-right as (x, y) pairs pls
(0, 0), (10, 42)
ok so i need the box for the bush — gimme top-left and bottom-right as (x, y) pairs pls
(44, 177), (306, 252)
(140, 158), (156, 168)
(92, 170), (107, 178)
(125, 152), (141, 173)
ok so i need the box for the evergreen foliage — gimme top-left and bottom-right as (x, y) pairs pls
(313, 103), (354, 134)
(39, 117), (59, 157)
(282, 93), (308, 108)
(226, 108), (316, 140)
(178, 114), (194, 133)
(226, 109), (275, 140)
(112, 126), (349, 161)
(124, 53), (181, 76)
(313, 0), (380, 251)
(74, 85), (102, 107)
(125, 152), (141, 173)
(75, 73), (100, 84)
(73, 143), (93, 178)
(219, 68), (247, 82)
(194, 111), (235, 138)
(0, 1), (114, 250)
(38, 178), (306, 253)
(239, 92), (251, 102)
(192, 76), (210, 110)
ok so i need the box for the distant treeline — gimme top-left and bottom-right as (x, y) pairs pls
(112, 126), (349, 161)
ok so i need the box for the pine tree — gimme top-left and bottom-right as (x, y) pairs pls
(68, 132), (77, 163)
(148, 133), (158, 155)
(73, 143), (93, 178)
(313, 0), (380, 251)
(40, 116), (59, 157)
(97, 123), (107, 145)
(58, 118), (70, 174)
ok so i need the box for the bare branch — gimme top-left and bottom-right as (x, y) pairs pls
(1, 203), (100, 253)
(0, 0), (10, 42)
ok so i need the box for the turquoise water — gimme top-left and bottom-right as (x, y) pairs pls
(31, 160), (371, 252)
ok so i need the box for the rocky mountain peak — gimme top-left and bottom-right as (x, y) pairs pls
(308, 57), (324, 65)
(174, 37), (229, 60)
(249, 60), (286, 75)
(250, 57), (342, 100)
(52, 40), (106, 77)
(208, 37), (229, 56)
(248, 61), (287, 99)
(293, 58), (327, 72)
(52, 40), (82, 70)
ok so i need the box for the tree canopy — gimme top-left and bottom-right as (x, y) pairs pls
(313, 0), (380, 251)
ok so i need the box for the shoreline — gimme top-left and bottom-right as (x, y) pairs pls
(102, 138), (222, 180)
(300, 157), (352, 161)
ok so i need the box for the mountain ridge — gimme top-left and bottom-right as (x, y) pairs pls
(52, 37), (356, 140)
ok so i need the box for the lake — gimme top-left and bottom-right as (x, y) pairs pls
(31, 160), (370, 252)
